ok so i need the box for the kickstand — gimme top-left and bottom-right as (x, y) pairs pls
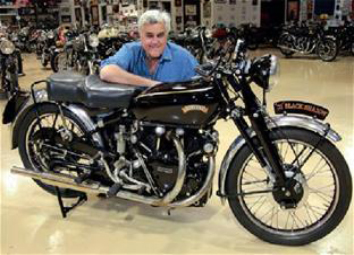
(55, 187), (88, 218)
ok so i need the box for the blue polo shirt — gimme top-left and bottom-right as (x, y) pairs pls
(100, 41), (198, 83)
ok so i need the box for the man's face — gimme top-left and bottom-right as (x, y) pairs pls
(140, 22), (167, 59)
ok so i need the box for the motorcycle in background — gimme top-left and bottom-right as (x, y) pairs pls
(51, 30), (100, 75)
(0, 37), (20, 99)
(38, 30), (57, 68)
(278, 22), (338, 61)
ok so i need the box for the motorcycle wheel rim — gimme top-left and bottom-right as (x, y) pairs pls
(236, 138), (339, 236)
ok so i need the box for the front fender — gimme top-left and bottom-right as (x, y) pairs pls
(11, 89), (103, 149)
(218, 115), (341, 201)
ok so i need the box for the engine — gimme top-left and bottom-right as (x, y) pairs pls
(135, 126), (217, 206)
(95, 109), (218, 207)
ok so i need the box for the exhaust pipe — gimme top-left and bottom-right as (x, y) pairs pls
(11, 154), (215, 208)
(11, 166), (162, 205)
(278, 45), (312, 54)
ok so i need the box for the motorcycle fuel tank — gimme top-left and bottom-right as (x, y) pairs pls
(132, 79), (221, 126)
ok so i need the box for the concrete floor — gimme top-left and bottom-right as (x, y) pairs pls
(1, 51), (353, 254)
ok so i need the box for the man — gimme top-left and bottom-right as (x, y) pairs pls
(100, 10), (198, 86)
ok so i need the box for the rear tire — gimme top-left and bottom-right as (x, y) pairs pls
(18, 104), (89, 198)
(226, 128), (352, 245)
(318, 38), (338, 62)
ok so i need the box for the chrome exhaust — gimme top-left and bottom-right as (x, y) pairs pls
(278, 45), (312, 55)
(11, 166), (162, 206)
(11, 136), (212, 208)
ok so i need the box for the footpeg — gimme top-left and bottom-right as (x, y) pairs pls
(107, 183), (122, 197)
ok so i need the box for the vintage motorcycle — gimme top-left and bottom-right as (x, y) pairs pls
(51, 31), (100, 75)
(3, 39), (352, 246)
(0, 37), (20, 99)
(278, 22), (338, 61)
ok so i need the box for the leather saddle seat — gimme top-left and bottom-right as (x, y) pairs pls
(47, 71), (147, 108)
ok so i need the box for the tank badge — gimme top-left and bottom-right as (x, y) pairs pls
(182, 105), (209, 114)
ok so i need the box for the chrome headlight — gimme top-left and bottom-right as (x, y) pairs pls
(89, 33), (99, 48)
(0, 39), (15, 55)
(10, 34), (18, 42)
(48, 31), (54, 39)
(204, 28), (212, 38)
(268, 55), (280, 91)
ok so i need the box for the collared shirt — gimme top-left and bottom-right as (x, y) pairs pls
(100, 41), (198, 83)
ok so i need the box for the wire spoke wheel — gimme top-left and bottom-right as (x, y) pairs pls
(318, 39), (338, 62)
(18, 104), (91, 198)
(226, 128), (352, 245)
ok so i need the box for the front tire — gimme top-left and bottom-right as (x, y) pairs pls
(226, 128), (352, 245)
(278, 34), (295, 57)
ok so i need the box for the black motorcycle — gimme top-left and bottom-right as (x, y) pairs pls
(3, 39), (352, 246)
(10, 26), (37, 53)
(38, 30), (57, 67)
(0, 38), (20, 99)
(327, 21), (354, 56)
(51, 31), (100, 75)
(278, 22), (338, 61)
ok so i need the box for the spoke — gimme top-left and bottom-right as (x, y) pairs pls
(248, 158), (265, 172)
(242, 179), (268, 185)
(285, 212), (290, 229)
(246, 195), (266, 211)
(292, 211), (306, 228)
(252, 196), (268, 215)
(51, 113), (59, 129)
(311, 190), (333, 204)
(258, 206), (274, 222)
(305, 202), (327, 217)
(290, 145), (307, 166)
(268, 207), (280, 228)
(266, 207), (275, 225)
(290, 211), (300, 231)
(305, 158), (328, 181)
(308, 184), (335, 197)
(276, 207), (279, 230)
(304, 203), (314, 225)
(242, 171), (268, 190)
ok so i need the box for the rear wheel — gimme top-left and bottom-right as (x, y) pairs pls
(318, 39), (338, 62)
(226, 128), (352, 245)
(18, 104), (92, 198)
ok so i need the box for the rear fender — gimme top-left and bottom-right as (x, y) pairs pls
(2, 90), (29, 125)
(11, 89), (103, 149)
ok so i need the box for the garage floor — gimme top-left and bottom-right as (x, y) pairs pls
(1, 51), (353, 254)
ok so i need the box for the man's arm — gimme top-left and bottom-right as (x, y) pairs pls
(100, 65), (159, 87)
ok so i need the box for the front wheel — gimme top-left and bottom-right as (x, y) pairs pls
(41, 53), (48, 67)
(226, 128), (352, 245)
(318, 39), (338, 62)
(278, 34), (295, 57)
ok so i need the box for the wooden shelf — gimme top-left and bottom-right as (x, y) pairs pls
(0, 13), (17, 16)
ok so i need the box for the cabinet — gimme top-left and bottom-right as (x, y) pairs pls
(0, 2), (59, 28)
(0, 5), (19, 26)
